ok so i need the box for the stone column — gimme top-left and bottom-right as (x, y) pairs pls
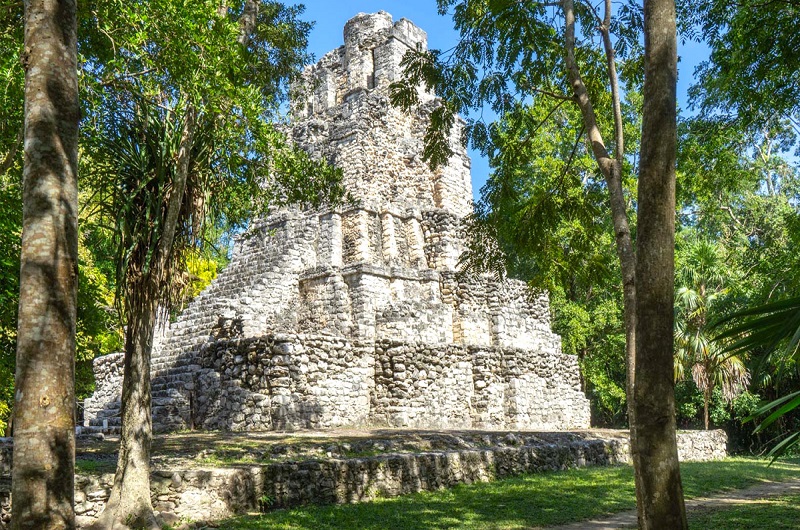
(381, 212), (398, 265)
(355, 210), (371, 263)
(407, 217), (427, 268)
(319, 212), (343, 267)
(343, 12), (393, 92)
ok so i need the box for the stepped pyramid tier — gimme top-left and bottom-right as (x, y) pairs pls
(84, 12), (591, 433)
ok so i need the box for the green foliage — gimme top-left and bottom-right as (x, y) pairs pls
(76, 230), (123, 398)
(732, 391), (762, 421)
(673, 235), (750, 428)
(0, 177), (20, 433)
(80, 0), (345, 316)
(716, 296), (800, 459)
(556, 293), (627, 425)
(390, 0), (639, 169)
(720, 297), (800, 369)
(455, 95), (631, 425)
(0, 0), (24, 434)
(0, 0), (344, 431)
(675, 107), (800, 440)
(686, 0), (800, 133)
(675, 381), (703, 424)
(460, 101), (614, 286)
(182, 252), (220, 303)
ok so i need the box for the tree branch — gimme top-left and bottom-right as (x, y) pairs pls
(720, 205), (742, 226)
(562, 0), (612, 171)
(237, 0), (259, 48)
(601, 0), (625, 163)
(532, 86), (573, 101)
(563, 0), (636, 438)
(0, 125), (22, 181)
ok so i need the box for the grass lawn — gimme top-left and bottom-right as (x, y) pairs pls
(688, 492), (800, 529)
(216, 457), (800, 529)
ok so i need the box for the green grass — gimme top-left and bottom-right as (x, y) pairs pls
(198, 452), (261, 466)
(75, 458), (116, 474)
(217, 457), (800, 530)
(688, 493), (800, 529)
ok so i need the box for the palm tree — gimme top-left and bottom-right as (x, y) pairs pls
(674, 238), (750, 429)
(716, 296), (800, 458)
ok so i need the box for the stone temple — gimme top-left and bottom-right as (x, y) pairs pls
(85, 12), (591, 433)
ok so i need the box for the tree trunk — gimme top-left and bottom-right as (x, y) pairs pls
(704, 388), (710, 430)
(631, 0), (686, 528)
(90, 286), (160, 530)
(13, 0), (79, 528)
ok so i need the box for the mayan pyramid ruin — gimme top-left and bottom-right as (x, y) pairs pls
(84, 11), (591, 433)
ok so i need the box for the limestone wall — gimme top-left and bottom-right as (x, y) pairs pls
(677, 428), (729, 461)
(145, 333), (590, 432)
(291, 12), (473, 219)
(192, 335), (374, 431)
(83, 353), (123, 430)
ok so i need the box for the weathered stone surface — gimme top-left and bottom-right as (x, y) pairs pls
(0, 429), (729, 527)
(84, 11), (591, 433)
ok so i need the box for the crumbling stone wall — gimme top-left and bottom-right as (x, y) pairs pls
(0, 429), (729, 527)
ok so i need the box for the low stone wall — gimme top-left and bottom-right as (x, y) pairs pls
(677, 428), (729, 461)
(371, 341), (589, 430)
(0, 429), (728, 527)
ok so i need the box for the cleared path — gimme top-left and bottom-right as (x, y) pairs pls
(550, 478), (800, 529)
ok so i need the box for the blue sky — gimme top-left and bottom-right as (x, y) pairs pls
(296, 1), (708, 201)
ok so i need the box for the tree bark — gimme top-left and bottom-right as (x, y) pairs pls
(12, 0), (79, 528)
(95, 1), (259, 520)
(90, 285), (160, 530)
(632, 0), (686, 528)
(237, 0), (259, 47)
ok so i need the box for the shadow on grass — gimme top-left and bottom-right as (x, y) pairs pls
(218, 458), (800, 530)
(688, 494), (800, 530)
(219, 466), (637, 530)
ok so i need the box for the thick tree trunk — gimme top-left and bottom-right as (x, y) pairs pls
(90, 287), (160, 530)
(631, 0), (686, 528)
(13, 0), (79, 528)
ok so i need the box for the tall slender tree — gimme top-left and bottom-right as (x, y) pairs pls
(13, 0), (79, 528)
(631, 0), (686, 527)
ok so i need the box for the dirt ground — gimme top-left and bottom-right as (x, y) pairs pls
(551, 477), (800, 529)
(76, 427), (629, 472)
